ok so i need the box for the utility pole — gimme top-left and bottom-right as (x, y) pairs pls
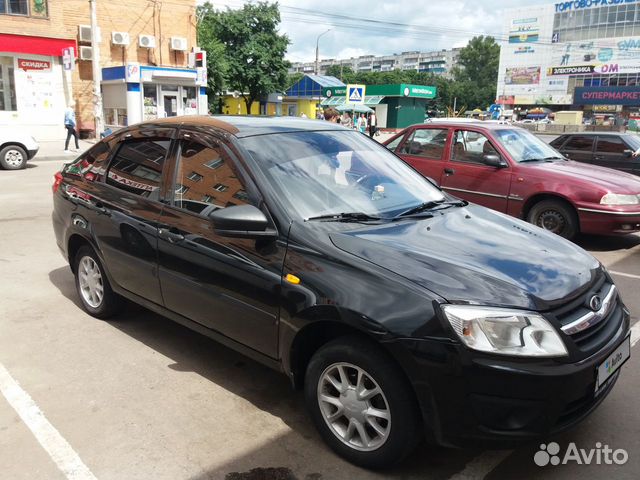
(315, 29), (331, 75)
(90, 0), (104, 137)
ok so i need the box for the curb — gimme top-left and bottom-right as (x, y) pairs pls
(32, 155), (80, 162)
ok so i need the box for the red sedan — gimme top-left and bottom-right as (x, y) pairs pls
(385, 121), (640, 239)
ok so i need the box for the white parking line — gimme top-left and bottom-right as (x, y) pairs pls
(609, 270), (640, 281)
(448, 450), (511, 480)
(0, 362), (97, 480)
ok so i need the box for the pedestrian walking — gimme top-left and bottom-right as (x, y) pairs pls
(369, 111), (377, 138)
(357, 113), (367, 133)
(64, 102), (79, 153)
(341, 111), (352, 129)
(323, 107), (340, 123)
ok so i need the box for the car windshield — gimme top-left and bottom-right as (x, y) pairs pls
(493, 128), (565, 162)
(241, 130), (445, 220)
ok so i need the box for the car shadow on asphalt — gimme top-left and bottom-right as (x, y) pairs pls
(574, 234), (640, 252)
(47, 265), (495, 479)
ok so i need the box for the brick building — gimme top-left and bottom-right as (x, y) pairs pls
(0, 0), (206, 141)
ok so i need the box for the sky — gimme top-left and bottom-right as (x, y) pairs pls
(272, 0), (554, 63)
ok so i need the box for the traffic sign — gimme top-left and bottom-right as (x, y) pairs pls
(346, 84), (366, 104)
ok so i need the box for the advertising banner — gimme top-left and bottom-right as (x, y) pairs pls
(574, 86), (640, 105)
(548, 65), (595, 75)
(509, 17), (539, 44)
(17, 58), (51, 71)
(505, 66), (541, 85)
(550, 36), (640, 74)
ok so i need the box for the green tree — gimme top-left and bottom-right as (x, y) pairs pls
(197, 3), (228, 109)
(452, 35), (500, 110)
(325, 64), (356, 83)
(201, 1), (290, 113)
(286, 72), (304, 89)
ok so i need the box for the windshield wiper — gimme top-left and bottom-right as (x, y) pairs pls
(395, 199), (466, 218)
(305, 212), (382, 223)
(521, 156), (566, 163)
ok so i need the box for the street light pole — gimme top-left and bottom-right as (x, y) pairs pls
(90, 0), (104, 137)
(315, 29), (331, 75)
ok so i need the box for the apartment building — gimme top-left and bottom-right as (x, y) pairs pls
(289, 49), (461, 78)
(0, 0), (206, 140)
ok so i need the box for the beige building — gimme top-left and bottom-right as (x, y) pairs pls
(0, 0), (206, 141)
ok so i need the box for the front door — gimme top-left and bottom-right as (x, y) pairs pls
(156, 129), (285, 358)
(594, 136), (637, 174)
(439, 129), (511, 212)
(559, 135), (595, 164)
(163, 93), (179, 117)
(90, 128), (175, 304)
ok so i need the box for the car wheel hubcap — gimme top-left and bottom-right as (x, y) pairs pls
(78, 256), (104, 308)
(5, 149), (24, 167)
(537, 210), (565, 233)
(317, 362), (391, 451)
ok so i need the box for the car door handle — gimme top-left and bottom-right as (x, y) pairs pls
(92, 201), (111, 216)
(158, 227), (185, 244)
(444, 168), (455, 175)
(594, 155), (604, 160)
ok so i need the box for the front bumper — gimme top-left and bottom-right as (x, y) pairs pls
(27, 147), (39, 160)
(577, 207), (640, 235)
(386, 308), (630, 448)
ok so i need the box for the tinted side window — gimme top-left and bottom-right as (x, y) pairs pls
(564, 136), (594, 151)
(596, 137), (626, 154)
(549, 136), (567, 148)
(65, 142), (111, 181)
(106, 139), (170, 198)
(173, 138), (249, 215)
(400, 128), (448, 159)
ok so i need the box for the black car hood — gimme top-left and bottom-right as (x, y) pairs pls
(329, 205), (600, 311)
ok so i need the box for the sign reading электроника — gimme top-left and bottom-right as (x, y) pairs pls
(555, 0), (638, 12)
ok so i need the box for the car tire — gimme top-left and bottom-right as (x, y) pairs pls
(527, 199), (579, 240)
(74, 245), (123, 319)
(0, 145), (27, 170)
(304, 336), (422, 469)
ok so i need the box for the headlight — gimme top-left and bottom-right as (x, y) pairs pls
(600, 193), (640, 205)
(442, 305), (568, 357)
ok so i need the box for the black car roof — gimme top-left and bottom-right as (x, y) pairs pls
(126, 115), (348, 138)
(559, 131), (626, 137)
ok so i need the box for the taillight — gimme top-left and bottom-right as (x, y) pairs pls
(52, 171), (63, 193)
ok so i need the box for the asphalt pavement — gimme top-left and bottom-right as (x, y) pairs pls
(0, 152), (639, 480)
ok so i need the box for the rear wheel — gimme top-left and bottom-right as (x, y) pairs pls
(527, 199), (578, 240)
(74, 246), (123, 318)
(0, 145), (27, 170)
(304, 336), (422, 469)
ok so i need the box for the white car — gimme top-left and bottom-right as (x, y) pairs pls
(0, 129), (39, 170)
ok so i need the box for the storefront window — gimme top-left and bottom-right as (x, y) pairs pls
(143, 84), (158, 121)
(0, 57), (17, 111)
(182, 86), (197, 115)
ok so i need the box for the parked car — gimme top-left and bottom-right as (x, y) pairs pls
(0, 129), (39, 169)
(550, 132), (640, 176)
(52, 116), (630, 468)
(385, 121), (640, 239)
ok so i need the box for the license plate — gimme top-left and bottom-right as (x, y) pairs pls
(596, 336), (630, 392)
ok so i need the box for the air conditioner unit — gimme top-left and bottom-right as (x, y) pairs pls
(170, 37), (187, 51)
(78, 24), (101, 43)
(139, 34), (156, 48)
(79, 46), (93, 61)
(111, 31), (130, 46)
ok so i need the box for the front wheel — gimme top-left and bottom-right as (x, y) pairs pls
(304, 336), (422, 469)
(0, 145), (27, 170)
(527, 199), (579, 240)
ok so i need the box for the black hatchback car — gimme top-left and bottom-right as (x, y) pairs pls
(52, 116), (631, 468)
(551, 132), (640, 175)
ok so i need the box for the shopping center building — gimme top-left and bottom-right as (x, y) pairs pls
(497, 0), (640, 120)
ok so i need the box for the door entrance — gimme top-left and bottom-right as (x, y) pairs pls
(162, 93), (178, 117)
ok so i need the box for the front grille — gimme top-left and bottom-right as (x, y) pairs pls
(546, 273), (622, 355)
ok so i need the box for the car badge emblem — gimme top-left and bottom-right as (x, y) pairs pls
(589, 295), (602, 311)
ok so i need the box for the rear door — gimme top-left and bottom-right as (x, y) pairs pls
(558, 135), (595, 164)
(89, 127), (175, 305)
(394, 127), (450, 184)
(156, 129), (285, 358)
(439, 129), (511, 212)
(593, 135), (635, 173)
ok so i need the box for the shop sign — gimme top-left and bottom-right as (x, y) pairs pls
(592, 105), (621, 112)
(548, 65), (595, 75)
(505, 67), (541, 85)
(196, 67), (207, 86)
(514, 95), (535, 104)
(497, 95), (515, 105)
(574, 86), (640, 105)
(514, 46), (535, 54)
(555, 0), (638, 12)
(17, 58), (51, 71)
(593, 61), (640, 74)
(62, 47), (74, 71)
(125, 62), (140, 83)
(547, 78), (569, 92)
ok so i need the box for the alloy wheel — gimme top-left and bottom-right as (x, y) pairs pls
(317, 362), (391, 452)
(78, 256), (104, 308)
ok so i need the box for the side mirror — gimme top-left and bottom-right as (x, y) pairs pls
(623, 149), (633, 158)
(208, 205), (276, 238)
(483, 154), (507, 168)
